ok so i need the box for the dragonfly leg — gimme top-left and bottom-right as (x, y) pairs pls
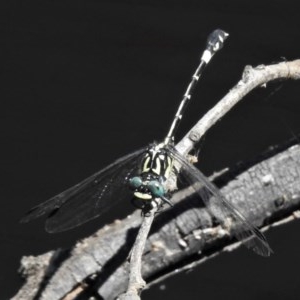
(161, 196), (173, 207)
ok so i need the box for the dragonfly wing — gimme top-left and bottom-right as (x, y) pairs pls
(166, 145), (272, 257)
(21, 146), (147, 232)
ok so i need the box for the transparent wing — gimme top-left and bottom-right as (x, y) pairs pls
(21, 146), (147, 232)
(166, 145), (272, 257)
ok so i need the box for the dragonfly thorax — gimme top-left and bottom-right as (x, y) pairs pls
(140, 143), (173, 179)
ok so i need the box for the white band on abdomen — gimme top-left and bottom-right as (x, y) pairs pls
(201, 50), (212, 63)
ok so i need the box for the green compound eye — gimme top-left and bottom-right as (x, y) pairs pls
(147, 181), (165, 198)
(129, 176), (143, 189)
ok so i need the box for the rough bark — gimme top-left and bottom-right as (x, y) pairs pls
(13, 138), (300, 300)
(13, 59), (300, 299)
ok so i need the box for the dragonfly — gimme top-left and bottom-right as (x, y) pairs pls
(21, 29), (272, 257)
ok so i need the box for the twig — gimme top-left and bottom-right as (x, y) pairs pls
(119, 205), (158, 300)
(176, 59), (300, 155)
(120, 59), (300, 299)
(14, 60), (300, 300)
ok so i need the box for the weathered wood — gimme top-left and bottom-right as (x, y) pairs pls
(13, 139), (300, 300)
(14, 59), (300, 299)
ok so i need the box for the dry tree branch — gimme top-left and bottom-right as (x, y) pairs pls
(176, 60), (300, 156)
(120, 59), (300, 300)
(119, 205), (158, 300)
(13, 59), (300, 300)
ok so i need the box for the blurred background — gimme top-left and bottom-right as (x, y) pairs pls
(1, 1), (300, 299)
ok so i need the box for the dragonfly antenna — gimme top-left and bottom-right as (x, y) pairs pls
(164, 29), (229, 145)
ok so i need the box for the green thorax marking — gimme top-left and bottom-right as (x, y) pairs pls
(141, 144), (173, 179)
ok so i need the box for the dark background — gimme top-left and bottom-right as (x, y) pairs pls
(2, 1), (300, 299)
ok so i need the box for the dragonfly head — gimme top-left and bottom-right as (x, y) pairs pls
(129, 176), (165, 199)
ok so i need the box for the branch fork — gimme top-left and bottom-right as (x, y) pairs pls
(13, 60), (300, 300)
(120, 59), (300, 300)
